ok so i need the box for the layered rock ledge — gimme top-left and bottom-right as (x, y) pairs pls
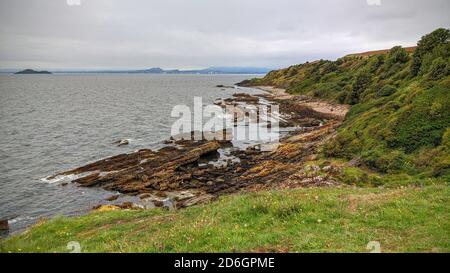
(50, 87), (349, 209)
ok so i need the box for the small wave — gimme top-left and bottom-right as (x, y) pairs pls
(8, 215), (34, 225)
(40, 172), (96, 184)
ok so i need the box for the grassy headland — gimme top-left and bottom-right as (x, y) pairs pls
(1, 29), (449, 253)
(1, 185), (448, 253)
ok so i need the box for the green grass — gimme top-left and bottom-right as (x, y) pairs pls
(1, 185), (449, 253)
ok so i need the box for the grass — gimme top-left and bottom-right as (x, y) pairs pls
(1, 185), (449, 253)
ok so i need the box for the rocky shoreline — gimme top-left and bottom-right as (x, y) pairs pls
(50, 86), (349, 211)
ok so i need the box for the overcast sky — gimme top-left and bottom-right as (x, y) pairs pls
(0, 0), (449, 70)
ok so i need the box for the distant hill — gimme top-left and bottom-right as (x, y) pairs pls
(131, 66), (271, 74)
(15, 69), (52, 74)
(37, 67), (271, 74)
(201, 67), (272, 74)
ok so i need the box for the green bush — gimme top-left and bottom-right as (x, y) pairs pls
(377, 85), (397, 97)
(347, 71), (371, 104)
(387, 85), (450, 153)
(386, 46), (410, 67)
(411, 28), (450, 76)
(426, 57), (449, 80)
(361, 149), (411, 173)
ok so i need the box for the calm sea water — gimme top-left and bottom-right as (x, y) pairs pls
(0, 74), (262, 234)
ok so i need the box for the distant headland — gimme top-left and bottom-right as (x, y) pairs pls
(15, 69), (52, 75)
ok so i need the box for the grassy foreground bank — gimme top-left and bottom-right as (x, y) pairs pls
(1, 185), (448, 253)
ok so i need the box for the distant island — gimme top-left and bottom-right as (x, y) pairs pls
(15, 69), (52, 74)
(52, 67), (271, 75)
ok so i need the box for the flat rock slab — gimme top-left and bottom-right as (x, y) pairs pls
(52, 141), (223, 193)
(49, 90), (347, 210)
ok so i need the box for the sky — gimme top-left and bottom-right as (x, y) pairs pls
(0, 0), (449, 70)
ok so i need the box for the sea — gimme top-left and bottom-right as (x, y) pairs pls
(0, 73), (263, 234)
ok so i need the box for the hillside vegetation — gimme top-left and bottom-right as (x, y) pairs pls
(1, 185), (448, 253)
(241, 28), (450, 182)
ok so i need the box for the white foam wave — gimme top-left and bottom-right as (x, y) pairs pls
(40, 172), (96, 184)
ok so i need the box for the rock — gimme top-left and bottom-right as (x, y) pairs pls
(154, 191), (168, 198)
(48, 89), (346, 212)
(95, 205), (121, 212)
(177, 194), (216, 208)
(159, 183), (169, 191)
(323, 165), (341, 174)
(304, 154), (318, 161)
(51, 141), (221, 194)
(0, 219), (9, 231)
(216, 84), (235, 89)
(139, 193), (152, 199)
(118, 202), (135, 209)
(348, 157), (361, 167)
(105, 194), (120, 201)
(113, 139), (129, 147)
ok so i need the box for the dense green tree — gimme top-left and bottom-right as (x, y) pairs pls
(411, 28), (450, 76)
(347, 72), (371, 104)
(386, 46), (409, 66)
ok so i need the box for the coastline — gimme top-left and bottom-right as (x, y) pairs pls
(21, 85), (350, 213)
(253, 85), (350, 119)
(2, 85), (448, 253)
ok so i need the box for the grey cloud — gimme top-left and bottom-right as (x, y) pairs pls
(0, 0), (449, 69)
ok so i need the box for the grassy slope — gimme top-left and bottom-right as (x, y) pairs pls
(1, 185), (449, 253)
(241, 30), (450, 182)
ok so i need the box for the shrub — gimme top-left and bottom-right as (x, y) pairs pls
(426, 57), (449, 80)
(411, 28), (450, 76)
(387, 85), (450, 153)
(347, 71), (371, 104)
(361, 149), (410, 173)
(377, 85), (397, 97)
(386, 46), (409, 67)
(442, 128), (450, 149)
(321, 62), (339, 75)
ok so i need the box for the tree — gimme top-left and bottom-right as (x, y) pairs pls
(347, 72), (371, 104)
(411, 28), (450, 76)
(386, 46), (409, 66)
